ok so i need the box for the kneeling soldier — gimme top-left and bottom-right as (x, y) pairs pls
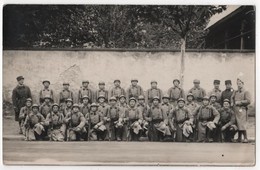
(170, 98), (193, 142)
(62, 98), (73, 117)
(125, 97), (143, 141)
(45, 103), (65, 141)
(80, 95), (91, 116)
(64, 104), (86, 141)
(193, 96), (220, 142)
(24, 104), (45, 141)
(218, 99), (237, 142)
(19, 98), (33, 135)
(145, 96), (171, 141)
(85, 103), (106, 141)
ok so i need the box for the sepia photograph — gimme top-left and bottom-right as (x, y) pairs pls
(2, 4), (256, 166)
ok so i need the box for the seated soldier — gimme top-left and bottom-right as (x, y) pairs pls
(19, 98), (33, 135)
(85, 103), (106, 141)
(193, 96), (220, 142)
(125, 97), (143, 141)
(64, 104), (86, 141)
(45, 103), (66, 141)
(24, 104), (45, 141)
(169, 98), (193, 142)
(218, 99), (238, 142)
(144, 96), (171, 142)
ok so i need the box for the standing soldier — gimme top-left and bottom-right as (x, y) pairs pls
(218, 99), (237, 142)
(169, 98), (193, 142)
(85, 103), (106, 141)
(161, 94), (174, 141)
(126, 79), (144, 103)
(39, 80), (54, 104)
(136, 95), (149, 136)
(144, 96), (171, 141)
(208, 80), (222, 104)
(118, 95), (129, 141)
(97, 95), (109, 116)
(19, 98), (33, 135)
(146, 80), (163, 106)
(80, 95), (91, 116)
(59, 82), (73, 110)
(210, 94), (222, 111)
(109, 79), (126, 101)
(167, 79), (185, 107)
(125, 97), (143, 141)
(39, 95), (53, 118)
(24, 104), (45, 141)
(78, 80), (94, 104)
(95, 82), (108, 103)
(231, 76), (251, 143)
(64, 104), (86, 141)
(104, 96), (124, 141)
(62, 98), (73, 117)
(188, 79), (206, 105)
(220, 80), (234, 106)
(193, 96), (220, 142)
(45, 103), (65, 141)
(12, 76), (32, 134)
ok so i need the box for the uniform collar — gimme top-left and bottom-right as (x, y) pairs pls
(151, 105), (160, 109)
(137, 103), (145, 107)
(63, 89), (70, 92)
(43, 88), (50, 91)
(213, 88), (221, 92)
(193, 87), (201, 90)
(162, 102), (169, 106)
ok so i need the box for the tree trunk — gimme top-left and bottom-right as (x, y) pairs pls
(180, 37), (186, 88)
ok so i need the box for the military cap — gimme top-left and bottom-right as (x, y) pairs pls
(119, 95), (126, 99)
(193, 79), (200, 84)
(187, 93), (194, 98)
(138, 95), (145, 100)
(81, 95), (90, 100)
(16, 76), (24, 81)
(210, 94), (217, 99)
(173, 79), (180, 84)
(52, 103), (60, 108)
(131, 79), (138, 82)
(63, 82), (70, 86)
(152, 96), (160, 101)
(213, 80), (220, 84)
(177, 98), (185, 103)
(151, 80), (157, 84)
(90, 103), (98, 108)
(129, 97), (137, 102)
(98, 95), (106, 100)
(114, 79), (121, 83)
(42, 80), (50, 84)
(223, 99), (231, 104)
(162, 94), (170, 99)
(72, 104), (80, 109)
(44, 95), (52, 99)
(98, 81), (105, 85)
(202, 96), (210, 101)
(66, 98), (73, 103)
(32, 104), (39, 109)
(26, 98), (32, 102)
(225, 80), (232, 85)
(82, 80), (89, 84)
(109, 96), (117, 101)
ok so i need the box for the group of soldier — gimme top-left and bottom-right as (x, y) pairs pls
(12, 75), (251, 143)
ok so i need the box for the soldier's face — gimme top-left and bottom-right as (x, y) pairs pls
(32, 107), (38, 113)
(98, 98), (105, 103)
(153, 99), (159, 105)
(151, 83), (157, 88)
(99, 84), (105, 89)
(110, 100), (117, 105)
(214, 84), (220, 89)
(73, 107), (79, 112)
(45, 98), (50, 103)
(194, 83), (200, 88)
(114, 81), (120, 86)
(237, 81), (244, 89)
(53, 106), (59, 112)
(226, 83), (232, 89)
(163, 98), (169, 103)
(203, 100), (209, 106)
(18, 79), (24, 85)
(82, 82), (88, 87)
(138, 99), (145, 104)
(210, 97), (216, 103)
(119, 97), (126, 103)
(26, 101), (32, 107)
(83, 98), (89, 104)
(223, 102), (230, 109)
(187, 96), (193, 102)
(131, 81), (137, 86)
(63, 85), (69, 90)
(43, 82), (50, 88)
(173, 81), (179, 86)
(178, 101), (185, 107)
(129, 100), (136, 107)
(67, 101), (72, 107)
(91, 107), (97, 112)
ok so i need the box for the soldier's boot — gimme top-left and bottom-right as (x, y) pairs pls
(18, 121), (23, 134)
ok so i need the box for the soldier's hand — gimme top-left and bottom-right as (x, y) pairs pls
(221, 126), (226, 131)
(235, 101), (241, 106)
(75, 127), (81, 132)
(94, 125), (98, 129)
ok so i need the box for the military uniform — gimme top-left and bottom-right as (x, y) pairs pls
(78, 81), (94, 103)
(126, 79), (144, 103)
(193, 96), (220, 142)
(12, 76), (32, 121)
(208, 80), (222, 103)
(64, 104), (86, 141)
(39, 80), (54, 104)
(59, 83), (73, 110)
(19, 98), (32, 135)
(188, 80), (206, 105)
(79, 95), (91, 116)
(39, 98), (52, 118)
(109, 85), (126, 101)
(167, 79), (185, 106)
(220, 88), (234, 106)
(95, 82), (109, 103)
(24, 104), (45, 141)
(85, 103), (106, 141)
(45, 103), (65, 141)
(146, 81), (163, 106)
(136, 95), (149, 136)
(97, 96), (109, 116)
